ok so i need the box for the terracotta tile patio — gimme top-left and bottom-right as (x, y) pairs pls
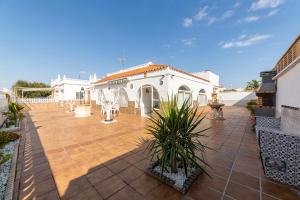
(14, 105), (299, 200)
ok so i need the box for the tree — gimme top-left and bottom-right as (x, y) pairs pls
(245, 80), (260, 91)
(13, 80), (52, 98)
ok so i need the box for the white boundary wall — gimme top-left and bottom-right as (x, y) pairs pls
(219, 91), (256, 106)
(17, 97), (56, 104)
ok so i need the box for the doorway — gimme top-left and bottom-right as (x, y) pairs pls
(139, 85), (160, 117)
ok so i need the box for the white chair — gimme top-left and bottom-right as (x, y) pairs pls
(112, 104), (120, 116)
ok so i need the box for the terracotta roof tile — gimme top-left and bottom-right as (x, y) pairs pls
(96, 64), (209, 83)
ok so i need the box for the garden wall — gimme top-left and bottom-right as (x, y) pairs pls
(219, 91), (256, 106)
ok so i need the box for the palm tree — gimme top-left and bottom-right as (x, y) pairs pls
(245, 80), (260, 91)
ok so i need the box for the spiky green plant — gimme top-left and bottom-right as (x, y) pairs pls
(146, 95), (210, 177)
(2, 102), (24, 126)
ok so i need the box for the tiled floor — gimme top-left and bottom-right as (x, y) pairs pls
(14, 105), (299, 200)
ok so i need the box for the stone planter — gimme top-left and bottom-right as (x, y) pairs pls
(75, 105), (91, 118)
(1, 139), (19, 200)
(146, 161), (202, 194)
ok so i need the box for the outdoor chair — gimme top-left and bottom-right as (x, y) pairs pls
(256, 105), (300, 187)
(112, 104), (119, 116)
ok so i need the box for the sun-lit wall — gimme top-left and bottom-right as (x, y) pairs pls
(275, 57), (300, 117)
(51, 75), (94, 102)
(0, 91), (8, 126)
(219, 91), (256, 106)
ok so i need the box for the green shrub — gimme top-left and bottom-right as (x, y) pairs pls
(0, 131), (9, 148)
(0, 152), (10, 164)
(246, 100), (257, 115)
(0, 131), (10, 165)
(145, 95), (210, 176)
(2, 102), (25, 126)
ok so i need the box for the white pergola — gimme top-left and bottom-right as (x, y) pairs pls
(14, 87), (54, 101)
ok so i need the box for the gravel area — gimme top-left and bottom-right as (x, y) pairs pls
(153, 165), (196, 189)
(0, 141), (17, 200)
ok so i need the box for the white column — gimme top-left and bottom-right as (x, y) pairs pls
(151, 86), (153, 111)
(140, 86), (143, 116)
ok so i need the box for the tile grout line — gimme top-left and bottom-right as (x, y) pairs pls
(28, 113), (62, 200)
(259, 166), (262, 200)
(220, 118), (249, 200)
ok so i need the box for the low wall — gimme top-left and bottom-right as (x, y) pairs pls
(219, 91), (256, 106)
(119, 101), (136, 114)
(17, 97), (56, 104)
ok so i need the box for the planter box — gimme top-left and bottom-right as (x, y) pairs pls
(0, 139), (19, 200)
(146, 161), (202, 194)
(75, 105), (91, 118)
(3, 139), (20, 200)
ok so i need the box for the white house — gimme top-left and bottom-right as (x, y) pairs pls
(94, 62), (219, 116)
(0, 89), (9, 126)
(272, 34), (300, 116)
(51, 74), (97, 102)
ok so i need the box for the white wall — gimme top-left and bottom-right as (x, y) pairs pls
(194, 70), (219, 87)
(276, 61), (300, 116)
(62, 84), (90, 101)
(219, 91), (256, 106)
(167, 70), (214, 102)
(95, 70), (169, 108)
(0, 92), (8, 126)
(52, 77), (91, 101)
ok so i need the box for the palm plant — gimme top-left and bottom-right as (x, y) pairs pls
(146, 95), (210, 177)
(245, 80), (261, 91)
(2, 102), (25, 126)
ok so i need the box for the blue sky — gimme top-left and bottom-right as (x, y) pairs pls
(0, 0), (299, 88)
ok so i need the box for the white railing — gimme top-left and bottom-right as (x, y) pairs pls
(17, 97), (57, 104)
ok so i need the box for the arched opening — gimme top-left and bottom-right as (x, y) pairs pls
(178, 85), (190, 91)
(178, 85), (192, 107)
(197, 89), (207, 106)
(137, 85), (160, 116)
(118, 88), (129, 107)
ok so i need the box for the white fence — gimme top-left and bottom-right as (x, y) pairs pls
(219, 91), (256, 106)
(17, 97), (57, 104)
(0, 92), (8, 126)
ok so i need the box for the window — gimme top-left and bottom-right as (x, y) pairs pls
(178, 85), (192, 107)
(76, 92), (83, 100)
(197, 89), (207, 106)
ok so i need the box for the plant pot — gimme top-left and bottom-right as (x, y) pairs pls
(146, 161), (203, 194)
